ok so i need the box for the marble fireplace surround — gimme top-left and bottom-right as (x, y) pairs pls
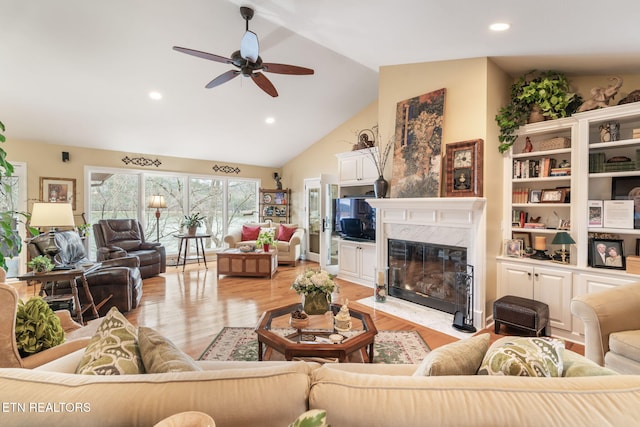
(367, 197), (487, 331)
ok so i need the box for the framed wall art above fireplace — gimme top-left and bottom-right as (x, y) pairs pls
(444, 139), (483, 197)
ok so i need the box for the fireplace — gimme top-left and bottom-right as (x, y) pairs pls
(367, 197), (486, 330)
(388, 239), (467, 314)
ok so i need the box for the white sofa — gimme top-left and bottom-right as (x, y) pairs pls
(1, 343), (639, 427)
(223, 221), (304, 266)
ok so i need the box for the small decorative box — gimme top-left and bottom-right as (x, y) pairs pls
(539, 137), (571, 151)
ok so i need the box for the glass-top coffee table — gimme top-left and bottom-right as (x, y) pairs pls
(255, 303), (378, 363)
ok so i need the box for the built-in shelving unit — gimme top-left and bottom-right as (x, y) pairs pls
(259, 188), (291, 224)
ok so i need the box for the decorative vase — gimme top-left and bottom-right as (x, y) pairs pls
(303, 293), (330, 315)
(374, 175), (389, 198)
(187, 226), (197, 235)
(262, 243), (270, 252)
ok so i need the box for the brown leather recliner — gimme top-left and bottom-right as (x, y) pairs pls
(93, 219), (166, 279)
(28, 231), (143, 316)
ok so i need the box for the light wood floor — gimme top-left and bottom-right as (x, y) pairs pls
(15, 259), (583, 359)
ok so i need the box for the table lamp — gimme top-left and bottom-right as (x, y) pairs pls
(29, 202), (75, 259)
(551, 231), (575, 264)
(530, 235), (551, 260)
(148, 195), (166, 242)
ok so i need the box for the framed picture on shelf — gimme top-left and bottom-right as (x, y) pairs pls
(444, 139), (483, 197)
(540, 189), (566, 203)
(611, 176), (640, 229)
(588, 200), (603, 227)
(512, 231), (532, 250)
(589, 238), (625, 270)
(504, 239), (522, 257)
(529, 190), (541, 203)
(40, 177), (76, 210)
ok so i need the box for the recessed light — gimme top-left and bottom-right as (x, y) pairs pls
(489, 22), (510, 32)
(149, 91), (163, 100)
(265, 117), (275, 124)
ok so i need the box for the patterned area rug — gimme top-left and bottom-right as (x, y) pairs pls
(199, 327), (430, 364)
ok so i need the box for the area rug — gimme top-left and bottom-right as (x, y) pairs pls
(199, 327), (430, 364)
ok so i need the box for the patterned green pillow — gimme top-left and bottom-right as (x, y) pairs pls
(75, 307), (144, 375)
(477, 337), (565, 377)
(138, 326), (201, 373)
(413, 333), (490, 376)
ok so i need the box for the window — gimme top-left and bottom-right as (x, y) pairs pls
(87, 167), (258, 258)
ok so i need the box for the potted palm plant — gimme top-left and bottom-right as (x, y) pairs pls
(182, 212), (205, 235)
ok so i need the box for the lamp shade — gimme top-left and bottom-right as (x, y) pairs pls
(552, 232), (576, 245)
(30, 203), (75, 227)
(148, 195), (167, 209)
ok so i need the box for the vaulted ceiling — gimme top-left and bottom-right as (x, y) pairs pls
(2, 0), (639, 167)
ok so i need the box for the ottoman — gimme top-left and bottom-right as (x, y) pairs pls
(494, 295), (549, 336)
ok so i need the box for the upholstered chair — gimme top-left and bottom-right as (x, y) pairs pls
(0, 268), (94, 368)
(93, 219), (166, 279)
(28, 231), (143, 316)
(571, 282), (640, 374)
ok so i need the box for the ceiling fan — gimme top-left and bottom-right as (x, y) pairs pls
(173, 6), (314, 97)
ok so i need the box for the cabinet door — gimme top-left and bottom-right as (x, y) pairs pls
(361, 155), (379, 182)
(360, 244), (377, 283)
(499, 262), (533, 299)
(533, 266), (572, 331)
(339, 157), (359, 183)
(338, 241), (359, 277)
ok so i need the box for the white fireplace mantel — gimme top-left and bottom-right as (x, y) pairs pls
(367, 197), (487, 329)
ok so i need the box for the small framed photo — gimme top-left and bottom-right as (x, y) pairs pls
(590, 238), (625, 269)
(558, 219), (571, 230)
(529, 190), (542, 203)
(588, 200), (603, 228)
(512, 231), (532, 249)
(612, 176), (640, 229)
(445, 139), (483, 197)
(540, 189), (566, 203)
(504, 239), (522, 257)
(40, 177), (76, 210)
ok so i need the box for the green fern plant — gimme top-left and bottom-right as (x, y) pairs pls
(15, 297), (65, 356)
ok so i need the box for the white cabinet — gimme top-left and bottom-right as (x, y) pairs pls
(499, 261), (573, 332)
(337, 240), (376, 286)
(336, 148), (379, 186)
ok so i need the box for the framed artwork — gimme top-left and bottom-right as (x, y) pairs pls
(611, 176), (640, 229)
(529, 190), (541, 203)
(512, 231), (532, 249)
(444, 139), (484, 197)
(391, 88), (445, 198)
(589, 238), (625, 269)
(504, 239), (522, 257)
(540, 189), (566, 203)
(40, 177), (76, 210)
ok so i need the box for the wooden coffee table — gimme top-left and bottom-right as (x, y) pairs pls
(255, 303), (378, 363)
(216, 249), (277, 278)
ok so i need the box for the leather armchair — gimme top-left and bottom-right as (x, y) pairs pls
(93, 219), (166, 279)
(571, 282), (640, 374)
(28, 231), (143, 316)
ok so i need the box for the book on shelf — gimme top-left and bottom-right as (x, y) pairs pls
(512, 188), (530, 204)
(550, 167), (571, 176)
(523, 223), (546, 229)
(589, 152), (605, 173)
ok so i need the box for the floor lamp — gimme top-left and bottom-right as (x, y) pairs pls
(148, 195), (166, 242)
(29, 202), (76, 261)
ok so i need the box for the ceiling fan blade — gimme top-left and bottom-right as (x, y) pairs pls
(240, 31), (259, 63)
(173, 46), (232, 64)
(251, 72), (278, 97)
(262, 63), (314, 75)
(205, 70), (240, 89)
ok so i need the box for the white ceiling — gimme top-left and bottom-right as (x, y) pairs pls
(2, 0), (640, 168)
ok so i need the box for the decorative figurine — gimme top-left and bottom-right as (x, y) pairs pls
(334, 300), (352, 331)
(523, 136), (533, 153)
(577, 76), (623, 112)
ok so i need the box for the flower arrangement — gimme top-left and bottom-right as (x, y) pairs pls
(291, 268), (337, 296)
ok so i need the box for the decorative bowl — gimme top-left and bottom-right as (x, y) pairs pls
(290, 316), (309, 330)
(238, 245), (253, 253)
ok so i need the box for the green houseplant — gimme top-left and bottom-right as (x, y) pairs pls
(496, 70), (581, 153)
(27, 255), (55, 273)
(256, 229), (274, 250)
(182, 212), (205, 235)
(15, 296), (65, 356)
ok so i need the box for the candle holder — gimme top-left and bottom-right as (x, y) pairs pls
(531, 235), (552, 260)
(375, 267), (388, 302)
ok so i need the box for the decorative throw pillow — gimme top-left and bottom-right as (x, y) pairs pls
(277, 225), (297, 242)
(413, 333), (490, 376)
(138, 326), (202, 373)
(477, 336), (565, 377)
(75, 306), (144, 375)
(241, 225), (261, 241)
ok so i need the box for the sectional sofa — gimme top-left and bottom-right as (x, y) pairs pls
(1, 342), (639, 427)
